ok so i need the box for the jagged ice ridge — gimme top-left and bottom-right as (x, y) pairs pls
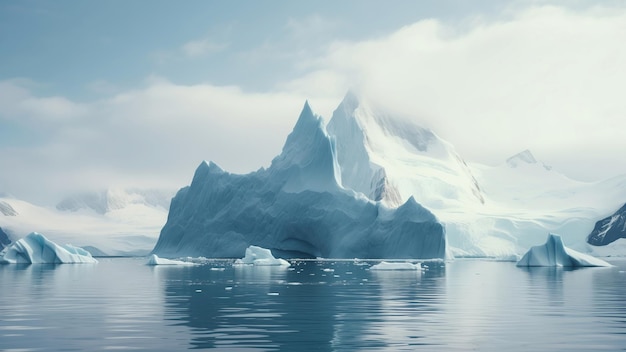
(152, 101), (446, 259)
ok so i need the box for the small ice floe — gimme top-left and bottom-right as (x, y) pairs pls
(146, 254), (195, 266)
(234, 245), (290, 267)
(370, 261), (422, 271)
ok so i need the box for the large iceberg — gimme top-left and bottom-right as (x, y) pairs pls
(0, 232), (98, 264)
(152, 101), (446, 259)
(516, 234), (611, 267)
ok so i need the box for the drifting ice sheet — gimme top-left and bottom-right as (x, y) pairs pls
(370, 261), (422, 271)
(0, 232), (97, 264)
(516, 234), (611, 267)
(146, 254), (194, 265)
(234, 246), (290, 266)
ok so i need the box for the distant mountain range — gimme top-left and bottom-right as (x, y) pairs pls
(0, 188), (174, 256)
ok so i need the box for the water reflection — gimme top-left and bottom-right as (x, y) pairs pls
(159, 261), (447, 351)
(2, 258), (626, 351)
(592, 259), (626, 337)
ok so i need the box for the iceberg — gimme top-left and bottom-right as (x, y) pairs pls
(152, 101), (446, 260)
(234, 245), (290, 266)
(370, 261), (422, 271)
(0, 226), (11, 251)
(516, 234), (611, 267)
(146, 254), (194, 265)
(0, 232), (98, 264)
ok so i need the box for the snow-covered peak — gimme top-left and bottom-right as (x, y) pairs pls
(270, 101), (341, 193)
(506, 149), (552, 170)
(327, 92), (484, 209)
(0, 201), (18, 216)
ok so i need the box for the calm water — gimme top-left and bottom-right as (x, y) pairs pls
(1, 258), (626, 351)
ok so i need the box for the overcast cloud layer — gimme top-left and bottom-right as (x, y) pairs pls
(1, 3), (625, 204)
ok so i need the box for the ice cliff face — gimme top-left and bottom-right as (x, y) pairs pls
(587, 203), (626, 246)
(0, 227), (11, 251)
(152, 102), (446, 259)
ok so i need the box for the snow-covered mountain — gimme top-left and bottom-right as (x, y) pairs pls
(587, 203), (626, 247)
(152, 101), (446, 259)
(464, 150), (626, 256)
(0, 188), (174, 256)
(327, 92), (484, 210)
(322, 93), (626, 257)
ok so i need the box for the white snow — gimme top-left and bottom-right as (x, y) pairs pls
(146, 254), (194, 265)
(0, 232), (98, 264)
(326, 93), (626, 257)
(516, 234), (611, 267)
(0, 188), (173, 256)
(234, 245), (290, 266)
(370, 261), (422, 270)
(152, 101), (446, 260)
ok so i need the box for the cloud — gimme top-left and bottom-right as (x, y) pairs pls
(3, 3), (626, 205)
(0, 78), (338, 204)
(0, 79), (89, 122)
(285, 5), (626, 180)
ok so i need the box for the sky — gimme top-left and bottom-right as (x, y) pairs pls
(1, 0), (626, 205)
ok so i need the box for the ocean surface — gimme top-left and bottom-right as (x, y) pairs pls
(1, 257), (626, 351)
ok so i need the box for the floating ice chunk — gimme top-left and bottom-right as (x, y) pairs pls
(234, 246), (290, 267)
(146, 254), (194, 265)
(516, 234), (612, 267)
(370, 261), (422, 270)
(0, 232), (97, 264)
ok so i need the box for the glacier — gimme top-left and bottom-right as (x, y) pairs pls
(152, 101), (446, 259)
(516, 234), (611, 267)
(0, 232), (98, 264)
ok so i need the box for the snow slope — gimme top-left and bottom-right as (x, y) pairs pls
(327, 92), (484, 210)
(152, 102), (446, 259)
(0, 188), (173, 256)
(325, 93), (626, 257)
(469, 155), (626, 257)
